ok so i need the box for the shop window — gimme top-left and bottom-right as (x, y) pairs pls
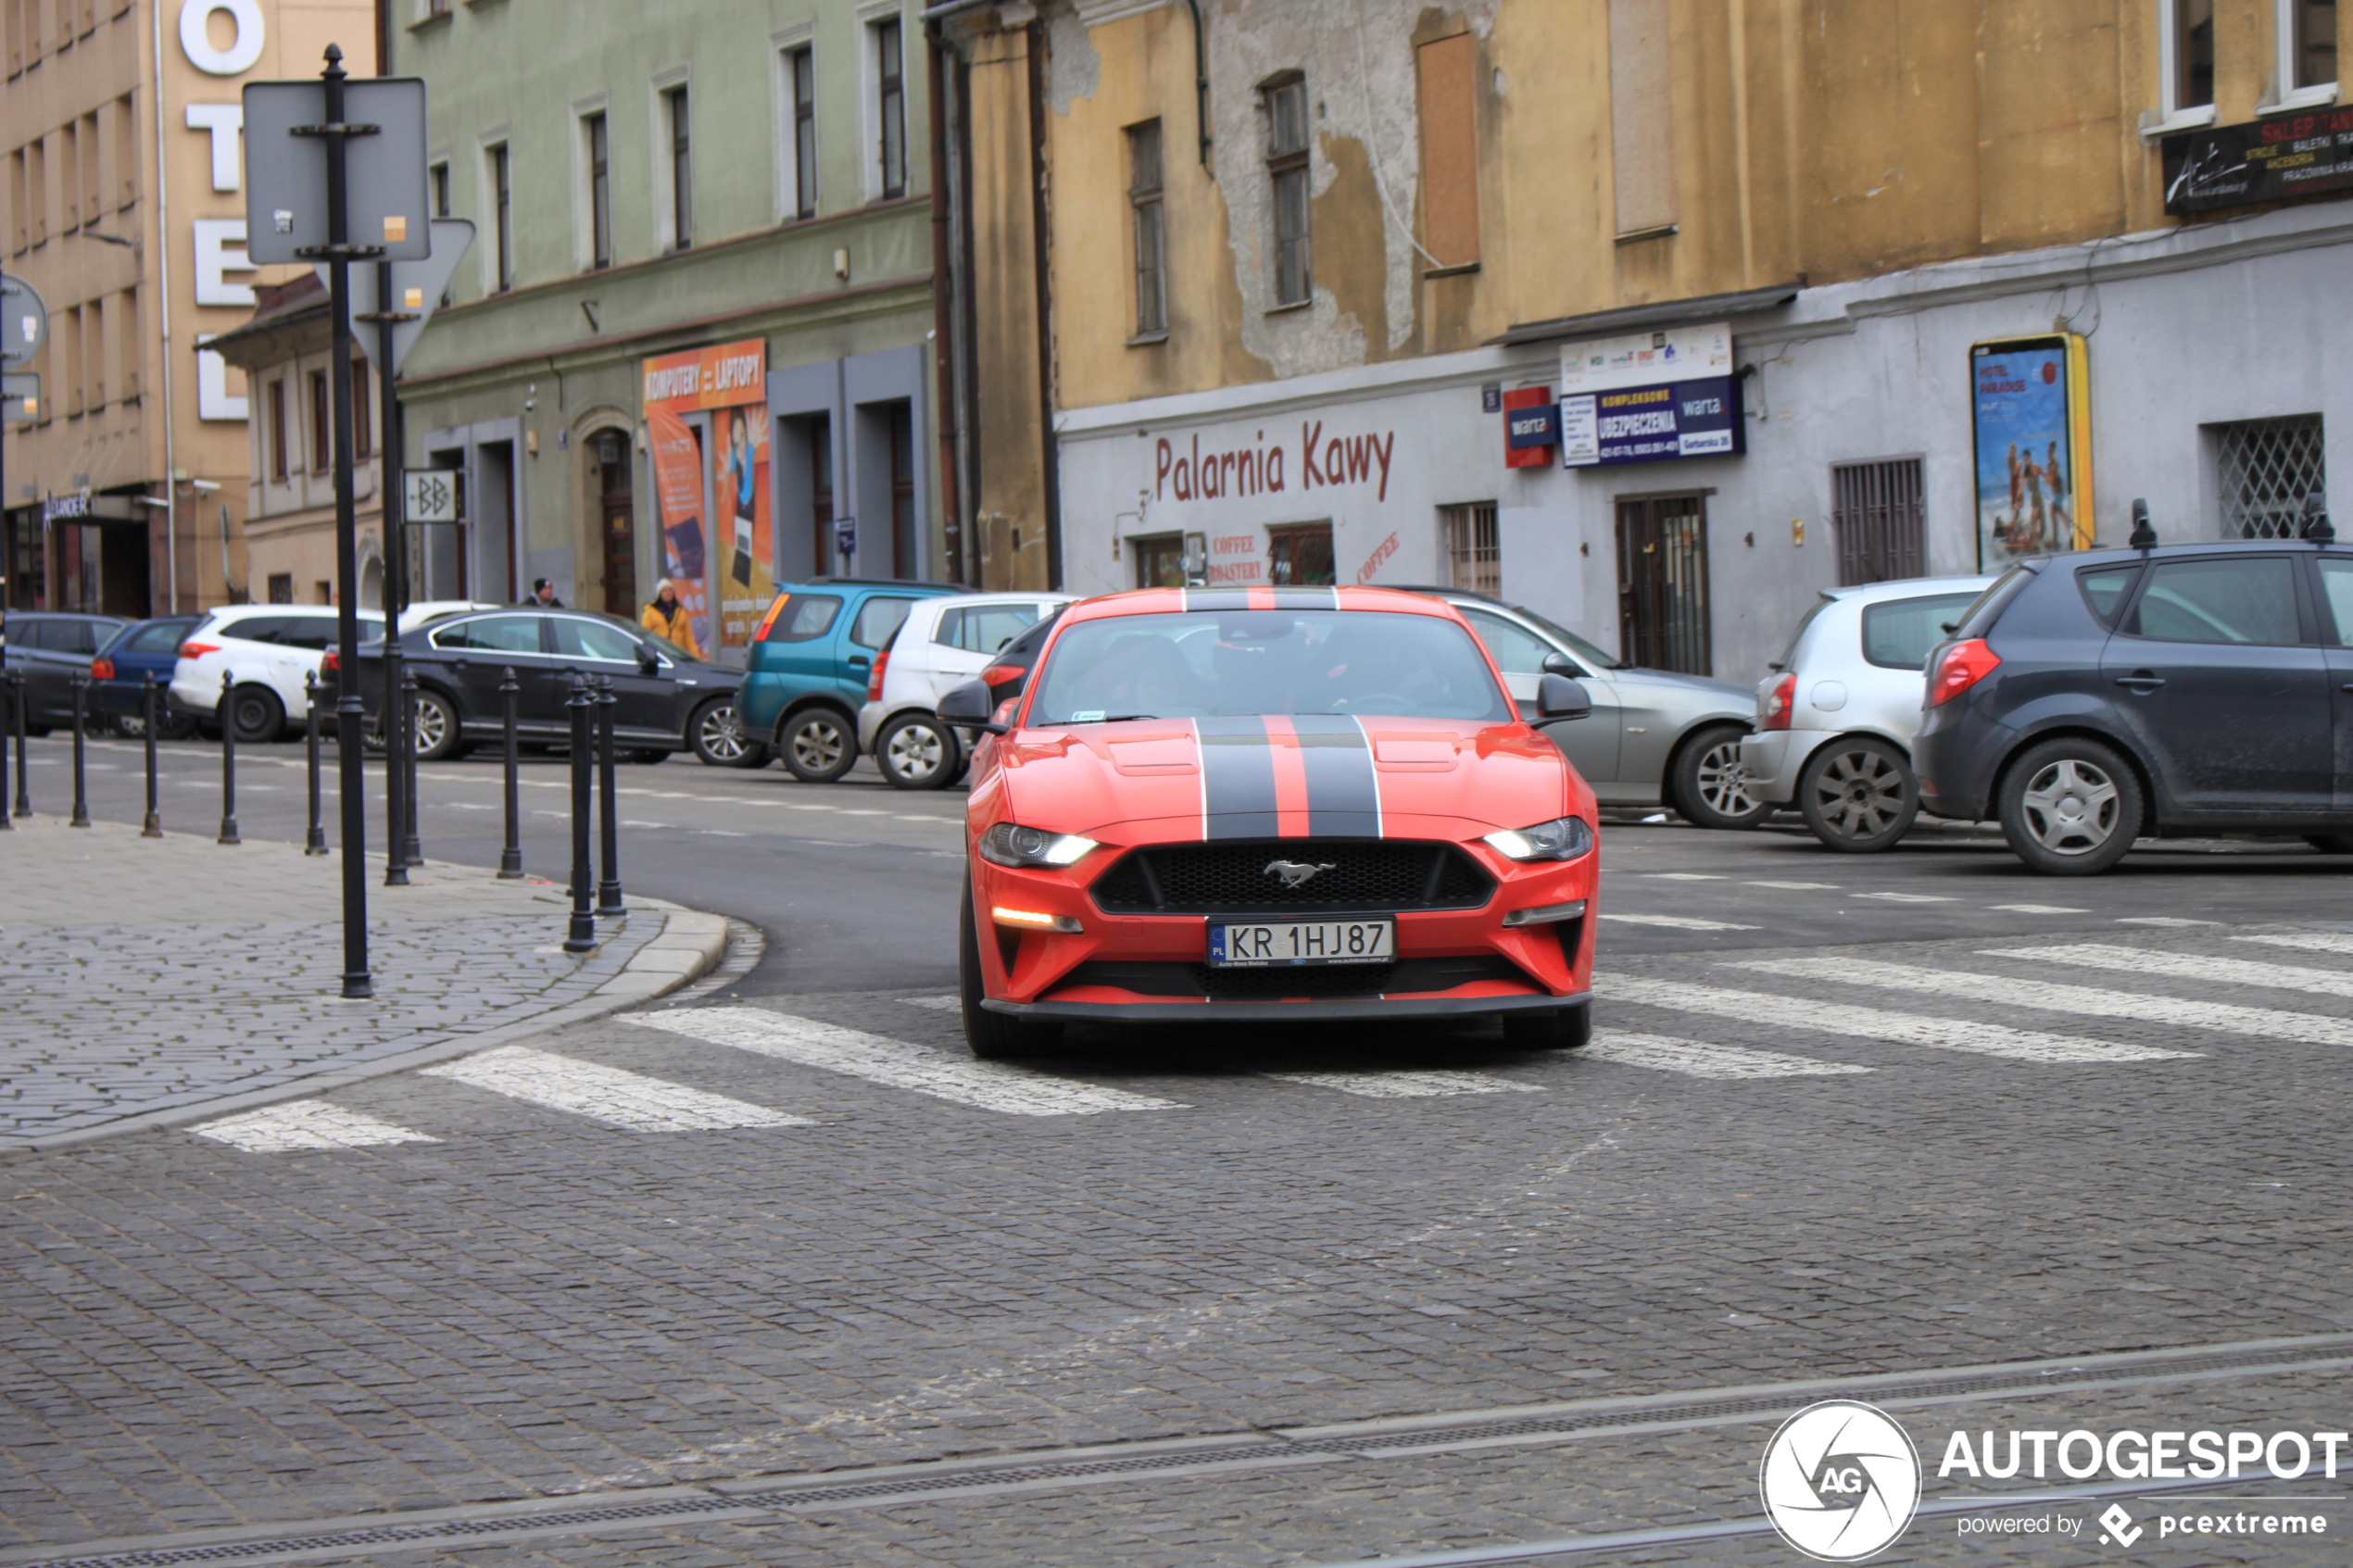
(1416, 32), (1479, 270)
(1441, 501), (1498, 596)
(1263, 73), (1310, 307)
(1831, 458), (1926, 586)
(1608, 0), (1676, 236)
(2215, 415), (2325, 539)
(1267, 521), (1334, 585)
(1616, 495), (1710, 675)
(1127, 119), (1166, 338)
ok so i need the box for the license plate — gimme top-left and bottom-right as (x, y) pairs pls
(1207, 920), (1394, 967)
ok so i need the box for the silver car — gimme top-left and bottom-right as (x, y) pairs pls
(1742, 574), (1995, 851)
(1420, 589), (1768, 827)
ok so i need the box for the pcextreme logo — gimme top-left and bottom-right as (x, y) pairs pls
(1759, 1400), (1923, 1561)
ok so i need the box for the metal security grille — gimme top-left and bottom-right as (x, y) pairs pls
(1616, 495), (1710, 674)
(2216, 415), (2326, 539)
(1441, 501), (1499, 595)
(1831, 458), (1925, 585)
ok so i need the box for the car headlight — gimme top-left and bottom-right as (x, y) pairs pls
(977, 822), (1099, 868)
(1483, 816), (1593, 862)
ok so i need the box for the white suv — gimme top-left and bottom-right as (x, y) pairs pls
(170, 601), (492, 741)
(857, 592), (1073, 788)
(1741, 574), (1994, 851)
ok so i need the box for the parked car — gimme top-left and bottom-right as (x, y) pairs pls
(0, 610), (131, 734)
(857, 592), (1075, 789)
(738, 578), (964, 783)
(92, 616), (204, 738)
(1915, 526), (2353, 873)
(1742, 575), (1994, 851)
(943, 585), (1598, 1058)
(1401, 587), (1768, 827)
(170, 606), (387, 741)
(348, 607), (753, 764)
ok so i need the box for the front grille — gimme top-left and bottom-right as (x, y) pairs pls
(1090, 839), (1492, 915)
(1055, 955), (1529, 1000)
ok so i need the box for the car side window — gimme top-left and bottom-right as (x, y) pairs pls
(551, 619), (642, 663)
(937, 603), (1039, 654)
(1461, 608), (1560, 676)
(764, 594), (843, 643)
(2076, 564), (2142, 630)
(61, 620), (109, 654)
(2314, 558), (2353, 646)
(2122, 557), (2302, 646)
(1860, 594), (1981, 671)
(850, 596), (916, 650)
(432, 615), (545, 654)
(218, 615), (286, 646)
(10, 620), (55, 650)
(129, 621), (190, 654)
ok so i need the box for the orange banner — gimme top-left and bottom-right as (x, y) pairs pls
(641, 341), (769, 653)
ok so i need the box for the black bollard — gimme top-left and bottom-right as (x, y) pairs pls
(68, 674), (91, 827)
(140, 673), (162, 837)
(303, 671), (330, 856)
(497, 665), (523, 878)
(563, 676), (597, 953)
(217, 671), (241, 846)
(8, 671), (28, 818)
(398, 665), (424, 868)
(0, 671), (12, 832)
(595, 675), (624, 917)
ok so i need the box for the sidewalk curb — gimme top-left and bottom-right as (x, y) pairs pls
(0, 904), (735, 1157)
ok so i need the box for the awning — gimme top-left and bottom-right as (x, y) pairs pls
(1491, 282), (1802, 348)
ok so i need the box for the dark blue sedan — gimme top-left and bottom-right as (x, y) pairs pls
(93, 617), (203, 738)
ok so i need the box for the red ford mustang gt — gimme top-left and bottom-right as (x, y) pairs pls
(937, 585), (1599, 1059)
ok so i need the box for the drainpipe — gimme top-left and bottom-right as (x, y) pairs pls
(924, 19), (964, 583)
(1184, 0), (1211, 169)
(1026, 18), (1062, 591)
(150, 0), (180, 609)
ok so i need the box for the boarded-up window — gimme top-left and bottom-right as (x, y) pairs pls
(1607, 0), (1675, 235)
(1416, 33), (1478, 270)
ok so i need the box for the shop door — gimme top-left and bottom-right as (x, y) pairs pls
(1132, 533), (1185, 589)
(1617, 495), (1711, 674)
(596, 431), (635, 617)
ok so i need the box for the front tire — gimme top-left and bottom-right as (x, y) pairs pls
(779, 707), (858, 784)
(1797, 737), (1919, 853)
(876, 712), (961, 790)
(1669, 723), (1771, 830)
(960, 880), (1060, 1059)
(1998, 736), (2143, 875)
(225, 684), (285, 745)
(1504, 1000), (1592, 1051)
(689, 697), (769, 769)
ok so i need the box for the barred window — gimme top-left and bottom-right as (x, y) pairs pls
(1831, 458), (1925, 585)
(1441, 501), (1499, 596)
(2215, 415), (2325, 539)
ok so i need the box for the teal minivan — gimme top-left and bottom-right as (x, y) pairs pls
(738, 578), (963, 782)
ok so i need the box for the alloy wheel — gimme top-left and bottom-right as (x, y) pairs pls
(885, 721), (945, 783)
(410, 697), (448, 754)
(1693, 740), (1760, 818)
(1809, 747), (1906, 839)
(791, 717), (847, 773)
(697, 702), (751, 763)
(2019, 758), (2120, 855)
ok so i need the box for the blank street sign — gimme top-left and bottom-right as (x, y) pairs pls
(320, 219), (476, 376)
(405, 470), (458, 523)
(243, 78), (431, 264)
(2, 371), (35, 423)
(1, 274), (46, 366)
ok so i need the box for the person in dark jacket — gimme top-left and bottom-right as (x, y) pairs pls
(524, 578), (564, 608)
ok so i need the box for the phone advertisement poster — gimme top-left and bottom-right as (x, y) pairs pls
(1971, 334), (2092, 570)
(640, 340), (772, 654)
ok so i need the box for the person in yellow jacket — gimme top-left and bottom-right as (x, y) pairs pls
(639, 579), (702, 658)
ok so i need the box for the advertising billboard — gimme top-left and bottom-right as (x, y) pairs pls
(1970, 334), (2091, 570)
(1560, 376), (1743, 468)
(641, 340), (770, 655)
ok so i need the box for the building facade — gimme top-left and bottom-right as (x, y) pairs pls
(2, 0), (374, 614)
(388, 0), (948, 663)
(942, 0), (2352, 684)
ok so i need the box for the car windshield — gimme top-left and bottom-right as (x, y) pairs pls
(1504, 604), (1620, 671)
(1028, 609), (1512, 724)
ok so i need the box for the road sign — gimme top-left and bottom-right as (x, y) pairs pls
(319, 219), (475, 376)
(1, 275), (46, 367)
(1, 371), (35, 423)
(405, 470), (458, 523)
(242, 77), (431, 264)
(834, 515), (858, 558)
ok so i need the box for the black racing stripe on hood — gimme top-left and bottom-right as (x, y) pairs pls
(1197, 716), (1278, 839)
(1292, 714), (1381, 837)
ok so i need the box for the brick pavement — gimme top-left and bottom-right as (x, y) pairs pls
(0, 818), (729, 1148)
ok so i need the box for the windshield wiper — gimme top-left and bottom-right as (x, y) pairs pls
(1065, 713), (1159, 723)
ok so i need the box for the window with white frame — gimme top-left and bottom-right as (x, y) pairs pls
(873, 16), (907, 200)
(581, 109), (611, 270)
(664, 84), (693, 250)
(778, 39), (817, 220)
(2158, 0), (2217, 124)
(2279, 0), (2338, 105)
(1441, 502), (1499, 596)
(485, 141), (512, 292)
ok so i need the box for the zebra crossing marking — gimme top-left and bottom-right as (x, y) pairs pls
(1603, 913), (1760, 931)
(1990, 904), (2088, 915)
(1583, 1031), (1870, 1080)
(194, 1100), (438, 1152)
(1741, 956), (2353, 1047)
(1989, 944), (2353, 1002)
(1262, 1070), (1541, 1098)
(2236, 931), (2353, 957)
(422, 1046), (812, 1133)
(1597, 973), (2191, 1063)
(632, 1008), (1186, 1116)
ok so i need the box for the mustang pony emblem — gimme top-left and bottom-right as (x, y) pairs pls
(1264, 859), (1338, 888)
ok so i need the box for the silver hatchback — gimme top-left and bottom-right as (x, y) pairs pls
(1418, 589), (1768, 827)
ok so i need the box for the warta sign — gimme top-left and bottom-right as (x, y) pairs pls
(1555, 320), (1743, 469)
(1152, 420), (1398, 503)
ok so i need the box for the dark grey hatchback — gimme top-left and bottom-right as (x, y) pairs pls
(1915, 520), (2353, 874)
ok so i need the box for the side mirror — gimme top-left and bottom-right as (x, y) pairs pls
(937, 677), (1009, 734)
(1533, 673), (1592, 725)
(636, 647), (661, 675)
(1540, 650), (1588, 679)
